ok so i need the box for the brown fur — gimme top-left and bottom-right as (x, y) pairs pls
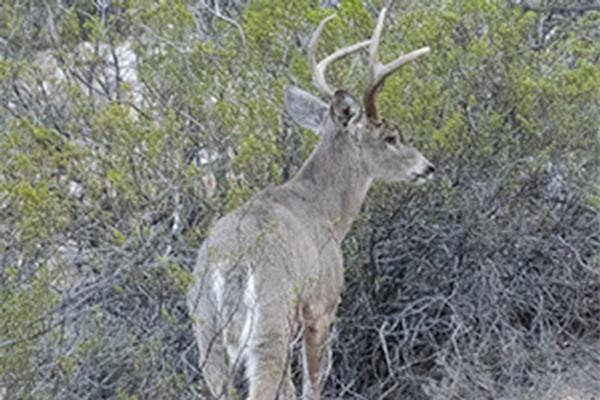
(188, 8), (433, 400)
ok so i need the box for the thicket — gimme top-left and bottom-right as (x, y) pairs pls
(1, 0), (599, 399)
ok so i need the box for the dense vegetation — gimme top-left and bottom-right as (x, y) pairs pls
(1, 0), (599, 398)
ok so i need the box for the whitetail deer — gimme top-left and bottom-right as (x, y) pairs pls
(188, 6), (433, 400)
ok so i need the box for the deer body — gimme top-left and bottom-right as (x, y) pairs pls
(188, 7), (433, 399)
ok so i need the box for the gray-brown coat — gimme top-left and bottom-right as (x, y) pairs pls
(188, 6), (434, 399)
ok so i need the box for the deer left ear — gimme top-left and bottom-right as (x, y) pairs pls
(284, 86), (328, 131)
(330, 90), (361, 127)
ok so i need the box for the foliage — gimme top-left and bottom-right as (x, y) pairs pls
(1, 0), (599, 398)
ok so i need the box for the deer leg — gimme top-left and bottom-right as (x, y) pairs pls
(245, 318), (295, 400)
(302, 313), (332, 400)
(189, 297), (236, 399)
(200, 340), (235, 400)
(246, 335), (295, 400)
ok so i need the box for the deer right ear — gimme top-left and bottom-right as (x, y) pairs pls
(284, 86), (328, 132)
(330, 90), (361, 127)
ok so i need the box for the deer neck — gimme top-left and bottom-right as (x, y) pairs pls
(291, 129), (372, 240)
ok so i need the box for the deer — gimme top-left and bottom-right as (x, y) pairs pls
(187, 5), (434, 400)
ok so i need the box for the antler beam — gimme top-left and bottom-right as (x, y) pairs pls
(363, 7), (430, 121)
(308, 15), (371, 98)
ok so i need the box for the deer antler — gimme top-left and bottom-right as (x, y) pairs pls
(363, 7), (430, 121)
(309, 15), (371, 99)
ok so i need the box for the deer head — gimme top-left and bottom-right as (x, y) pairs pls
(285, 7), (434, 185)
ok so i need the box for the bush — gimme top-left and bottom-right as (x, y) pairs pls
(1, 0), (598, 398)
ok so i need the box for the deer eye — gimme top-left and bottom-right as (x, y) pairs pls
(384, 135), (397, 145)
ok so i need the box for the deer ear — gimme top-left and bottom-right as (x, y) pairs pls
(284, 86), (328, 131)
(330, 90), (361, 127)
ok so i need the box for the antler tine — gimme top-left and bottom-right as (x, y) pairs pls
(364, 7), (431, 120)
(309, 15), (371, 99)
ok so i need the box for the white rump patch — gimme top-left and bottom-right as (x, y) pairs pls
(240, 272), (259, 377)
(211, 267), (225, 309)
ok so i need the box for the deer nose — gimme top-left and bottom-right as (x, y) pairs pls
(425, 164), (435, 175)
